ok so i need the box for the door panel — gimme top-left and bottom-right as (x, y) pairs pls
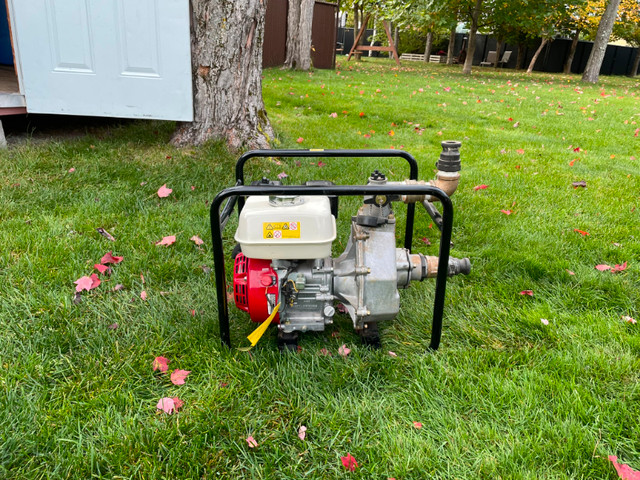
(9, 0), (193, 120)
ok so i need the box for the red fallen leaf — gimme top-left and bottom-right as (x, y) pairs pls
(519, 290), (534, 296)
(157, 184), (172, 198)
(595, 264), (611, 271)
(338, 344), (351, 357)
(473, 184), (488, 191)
(572, 181), (587, 188)
(170, 369), (191, 385)
(319, 348), (331, 356)
(608, 455), (640, 480)
(246, 436), (258, 448)
(341, 453), (358, 472)
(500, 209), (512, 215)
(566, 269), (576, 275)
(573, 147), (581, 152)
(331, 331), (340, 338)
(296, 137), (304, 143)
(611, 261), (627, 273)
(508, 117), (513, 122)
(574, 229), (590, 236)
(359, 112), (365, 117)
(172, 397), (184, 411)
(569, 159), (576, 166)
(622, 316), (637, 324)
(317, 161), (326, 167)
(140, 273), (145, 284)
(421, 237), (431, 245)
(153, 356), (169, 372)
(298, 425), (307, 441)
(108, 322), (118, 330)
(635, 128), (639, 137)
(68, 167), (76, 173)
(156, 235), (176, 246)
(140, 290), (147, 301)
(336, 303), (348, 313)
(388, 351), (398, 357)
(74, 274), (100, 292)
(94, 264), (109, 274)
(413, 421), (423, 429)
(112, 284), (125, 292)
(156, 397), (176, 414)
(516, 149), (525, 155)
(190, 235), (204, 246)
(101, 251), (123, 264)
(190, 309), (196, 316)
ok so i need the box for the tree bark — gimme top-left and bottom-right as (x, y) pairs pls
(393, 26), (399, 53)
(494, 39), (503, 69)
(353, 3), (359, 46)
(515, 44), (526, 70)
(527, 38), (549, 73)
(369, 18), (377, 57)
(171, 0), (272, 149)
(563, 30), (580, 74)
(629, 47), (640, 77)
(424, 32), (433, 61)
(462, 0), (483, 75)
(582, 0), (622, 83)
(447, 26), (456, 64)
(284, 0), (314, 69)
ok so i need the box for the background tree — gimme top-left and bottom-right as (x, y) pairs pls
(171, 0), (272, 149)
(614, 0), (640, 76)
(284, 0), (315, 70)
(582, 0), (622, 82)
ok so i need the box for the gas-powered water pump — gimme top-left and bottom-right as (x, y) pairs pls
(210, 144), (470, 350)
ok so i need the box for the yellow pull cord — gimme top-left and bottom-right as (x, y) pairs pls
(240, 303), (281, 351)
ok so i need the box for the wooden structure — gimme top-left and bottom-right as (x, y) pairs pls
(347, 14), (400, 66)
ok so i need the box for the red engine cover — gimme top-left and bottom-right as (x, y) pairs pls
(233, 253), (280, 323)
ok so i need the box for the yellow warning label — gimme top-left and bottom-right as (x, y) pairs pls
(263, 222), (300, 239)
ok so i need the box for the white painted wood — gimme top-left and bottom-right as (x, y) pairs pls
(10, 0), (193, 120)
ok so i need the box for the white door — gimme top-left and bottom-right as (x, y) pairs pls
(8, 0), (193, 121)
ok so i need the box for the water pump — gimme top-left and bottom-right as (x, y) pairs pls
(211, 144), (470, 350)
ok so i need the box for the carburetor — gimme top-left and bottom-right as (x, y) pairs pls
(224, 142), (471, 350)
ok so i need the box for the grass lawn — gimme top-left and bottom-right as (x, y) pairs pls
(1, 58), (639, 479)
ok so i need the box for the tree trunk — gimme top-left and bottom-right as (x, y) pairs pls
(582, 0), (622, 83)
(424, 32), (433, 61)
(462, 0), (483, 75)
(393, 26), (399, 53)
(369, 18), (377, 57)
(629, 47), (640, 77)
(353, 4), (359, 49)
(284, 0), (314, 69)
(515, 44), (526, 70)
(494, 39), (503, 69)
(527, 38), (549, 73)
(171, 0), (272, 149)
(447, 26), (456, 64)
(284, 0), (301, 68)
(563, 30), (580, 74)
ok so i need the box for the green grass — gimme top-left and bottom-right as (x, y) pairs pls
(1, 58), (639, 479)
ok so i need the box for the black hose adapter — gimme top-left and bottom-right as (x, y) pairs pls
(436, 140), (462, 172)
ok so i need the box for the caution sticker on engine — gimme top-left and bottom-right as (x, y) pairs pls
(263, 222), (300, 239)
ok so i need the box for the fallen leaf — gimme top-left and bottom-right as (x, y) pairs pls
(317, 161), (326, 168)
(319, 348), (331, 356)
(156, 397), (176, 414)
(572, 181), (587, 188)
(170, 369), (191, 385)
(595, 264), (612, 271)
(296, 137), (304, 143)
(336, 303), (348, 313)
(622, 316), (637, 324)
(338, 344), (351, 357)
(74, 274), (100, 292)
(153, 356), (170, 372)
(574, 229), (590, 236)
(566, 270), (575, 275)
(298, 425), (307, 441)
(73, 292), (82, 304)
(108, 322), (118, 330)
(157, 184), (172, 198)
(140, 273), (145, 284)
(94, 264), (109, 274)
(277, 171), (288, 179)
(156, 235), (176, 246)
(608, 455), (640, 480)
(101, 251), (123, 264)
(413, 421), (423, 429)
(341, 453), (358, 472)
(112, 284), (125, 292)
(191, 185), (196, 191)
(519, 290), (534, 296)
(473, 184), (488, 191)
(500, 209), (512, 215)
(388, 351), (398, 357)
(140, 290), (147, 301)
(190, 235), (204, 246)
(611, 262), (627, 273)
(68, 167), (76, 173)
(96, 227), (115, 241)
(421, 237), (431, 245)
(635, 128), (639, 137)
(513, 121), (520, 128)
(516, 149), (525, 155)
(329, 112), (338, 118)
(541, 318), (549, 325)
(246, 436), (258, 448)
(172, 397), (184, 411)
